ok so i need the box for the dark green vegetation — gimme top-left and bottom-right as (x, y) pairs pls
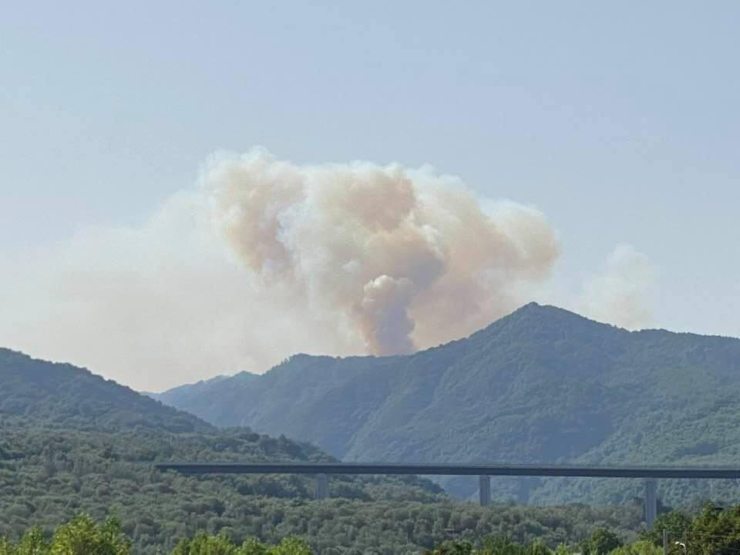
(427, 505), (740, 555)
(158, 303), (740, 504)
(0, 348), (209, 434)
(0, 349), (439, 553)
(1, 347), (646, 553)
(0, 515), (132, 555)
(4, 505), (740, 554)
(0, 513), (311, 554)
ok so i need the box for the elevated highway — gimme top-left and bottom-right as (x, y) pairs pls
(156, 462), (740, 527)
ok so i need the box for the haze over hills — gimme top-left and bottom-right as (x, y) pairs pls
(149, 371), (258, 425)
(158, 303), (740, 505)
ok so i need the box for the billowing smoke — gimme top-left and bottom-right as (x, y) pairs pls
(3, 148), (660, 391)
(204, 149), (559, 355)
(579, 244), (657, 329)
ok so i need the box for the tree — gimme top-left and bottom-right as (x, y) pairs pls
(580, 528), (622, 555)
(610, 541), (661, 555)
(641, 511), (692, 547)
(13, 527), (48, 555)
(49, 514), (130, 555)
(172, 535), (311, 555)
(686, 505), (740, 555)
(424, 540), (474, 554)
(172, 533), (240, 555)
(268, 538), (312, 555)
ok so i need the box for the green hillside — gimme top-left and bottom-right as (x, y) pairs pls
(157, 303), (740, 505)
(0, 347), (651, 553)
(0, 349), (453, 553)
(0, 348), (209, 433)
(149, 371), (259, 428)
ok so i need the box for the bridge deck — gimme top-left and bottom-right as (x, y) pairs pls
(155, 462), (740, 479)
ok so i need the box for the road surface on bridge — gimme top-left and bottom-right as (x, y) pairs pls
(155, 462), (740, 480)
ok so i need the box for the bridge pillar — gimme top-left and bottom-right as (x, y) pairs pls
(315, 473), (329, 500)
(644, 479), (657, 528)
(479, 475), (491, 506)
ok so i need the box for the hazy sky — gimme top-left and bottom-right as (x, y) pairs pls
(2, 1), (739, 390)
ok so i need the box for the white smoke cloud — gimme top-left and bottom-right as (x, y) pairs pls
(579, 244), (658, 329)
(204, 149), (560, 355)
(0, 190), (364, 392)
(0, 149), (561, 390)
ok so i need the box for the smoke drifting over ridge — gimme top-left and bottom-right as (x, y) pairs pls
(580, 244), (657, 330)
(204, 149), (559, 355)
(0, 148), (656, 390)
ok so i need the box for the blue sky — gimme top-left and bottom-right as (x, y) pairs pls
(1, 1), (739, 388)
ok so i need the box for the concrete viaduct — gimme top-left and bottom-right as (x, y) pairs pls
(156, 462), (740, 527)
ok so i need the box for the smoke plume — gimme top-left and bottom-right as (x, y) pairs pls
(5, 148), (662, 391)
(204, 149), (559, 355)
(579, 244), (657, 329)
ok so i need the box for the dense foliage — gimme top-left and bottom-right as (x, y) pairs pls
(0, 515), (131, 555)
(0, 347), (638, 553)
(657, 505), (740, 555)
(3, 318), (739, 552)
(0, 348), (209, 433)
(0, 514), (311, 554)
(0, 509), (638, 555)
(0, 415), (446, 553)
(158, 303), (740, 503)
(0, 422), (641, 554)
(414, 505), (740, 554)
(0, 350), (439, 553)
(4, 507), (740, 554)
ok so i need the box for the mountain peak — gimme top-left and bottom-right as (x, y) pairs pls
(156, 301), (740, 506)
(463, 302), (626, 348)
(506, 302), (588, 320)
(488, 301), (595, 327)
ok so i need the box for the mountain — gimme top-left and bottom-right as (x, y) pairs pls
(149, 370), (258, 425)
(0, 348), (447, 553)
(157, 303), (740, 505)
(0, 348), (210, 433)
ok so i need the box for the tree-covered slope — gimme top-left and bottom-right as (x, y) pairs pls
(0, 348), (210, 433)
(150, 371), (259, 432)
(157, 303), (740, 504)
(0, 349), (446, 553)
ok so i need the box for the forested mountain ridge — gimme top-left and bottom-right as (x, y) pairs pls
(0, 348), (451, 553)
(149, 371), (258, 428)
(157, 303), (740, 504)
(0, 348), (210, 433)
